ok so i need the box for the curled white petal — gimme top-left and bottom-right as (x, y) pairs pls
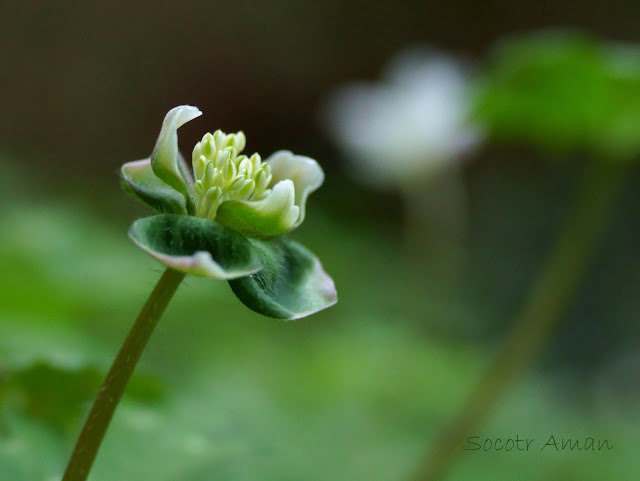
(247, 179), (300, 227)
(266, 151), (324, 228)
(151, 105), (203, 194)
(215, 179), (300, 236)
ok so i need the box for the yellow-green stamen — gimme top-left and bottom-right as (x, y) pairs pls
(192, 130), (273, 219)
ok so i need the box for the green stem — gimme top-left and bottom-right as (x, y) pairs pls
(411, 159), (623, 481)
(402, 164), (467, 291)
(62, 268), (185, 481)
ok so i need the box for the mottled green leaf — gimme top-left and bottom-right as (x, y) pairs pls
(128, 214), (262, 279)
(121, 159), (187, 214)
(228, 238), (337, 319)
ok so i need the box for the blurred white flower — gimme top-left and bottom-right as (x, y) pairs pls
(323, 47), (483, 187)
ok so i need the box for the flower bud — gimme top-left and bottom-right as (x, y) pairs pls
(249, 153), (261, 172)
(255, 167), (271, 191)
(223, 156), (237, 180)
(237, 156), (253, 176)
(237, 179), (255, 198)
(214, 149), (230, 169)
(205, 186), (222, 202)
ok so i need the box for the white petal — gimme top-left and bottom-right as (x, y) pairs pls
(151, 105), (202, 195)
(215, 179), (300, 237)
(266, 151), (324, 228)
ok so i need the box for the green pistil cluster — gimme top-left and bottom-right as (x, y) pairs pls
(192, 130), (273, 219)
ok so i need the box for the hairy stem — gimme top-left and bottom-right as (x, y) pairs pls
(62, 268), (185, 481)
(411, 159), (623, 481)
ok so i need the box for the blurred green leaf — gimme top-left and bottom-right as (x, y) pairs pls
(475, 30), (640, 160)
(0, 361), (166, 436)
(2, 363), (102, 433)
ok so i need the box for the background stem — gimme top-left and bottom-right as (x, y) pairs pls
(402, 163), (468, 292)
(62, 268), (185, 481)
(410, 159), (623, 481)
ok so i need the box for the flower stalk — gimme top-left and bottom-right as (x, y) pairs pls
(411, 158), (623, 481)
(62, 268), (185, 481)
(401, 163), (467, 290)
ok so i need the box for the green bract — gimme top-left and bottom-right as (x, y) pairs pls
(121, 106), (337, 319)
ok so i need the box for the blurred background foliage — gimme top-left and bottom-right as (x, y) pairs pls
(1, 1), (639, 480)
(475, 30), (640, 158)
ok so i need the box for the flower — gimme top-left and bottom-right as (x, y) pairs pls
(323, 47), (483, 187)
(121, 106), (337, 319)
